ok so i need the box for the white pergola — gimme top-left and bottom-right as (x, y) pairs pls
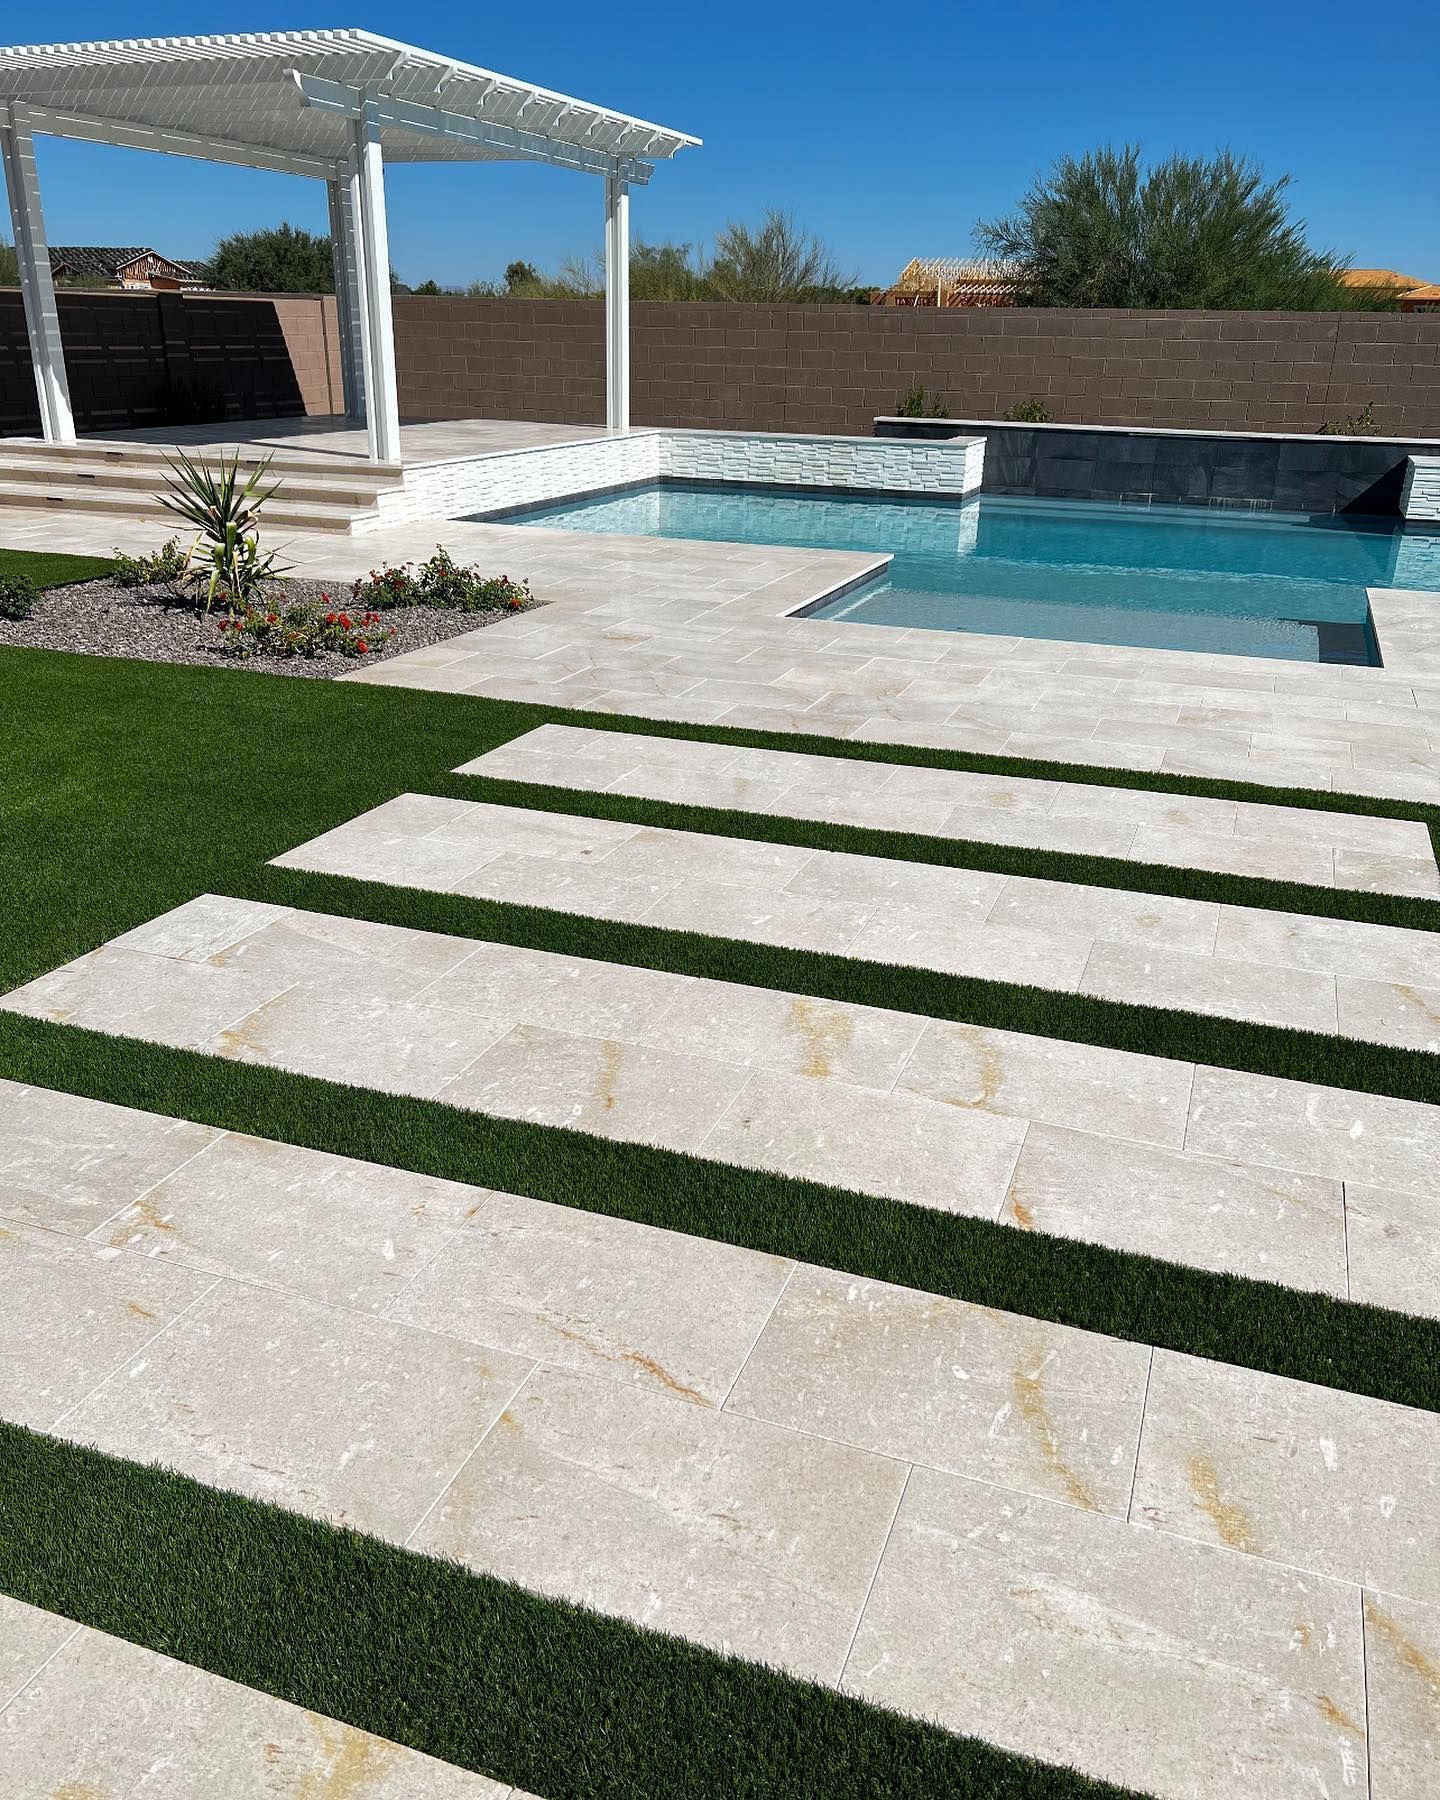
(0, 30), (700, 461)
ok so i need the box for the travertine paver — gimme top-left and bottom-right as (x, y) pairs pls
(3, 1085), (1437, 1797)
(453, 723), (1439, 896)
(1131, 1351), (1440, 1605)
(4, 900), (1438, 1302)
(409, 1365), (909, 1683)
(273, 786), (1440, 1045)
(842, 1468), (1368, 1800)
(0, 1597), (515, 1797)
(58, 1282), (531, 1538)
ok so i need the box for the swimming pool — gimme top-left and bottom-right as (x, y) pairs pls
(497, 482), (1430, 664)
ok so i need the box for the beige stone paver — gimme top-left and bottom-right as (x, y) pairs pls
(409, 1365), (909, 1684)
(4, 900), (1438, 1303)
(1131, 1351), (1440, 1604)
(0, 1597), (514, 1796)
(0, 1078), (220, 1236)
(274, 786), (1439, 1046)
(59, 1281), (532, 1539)
(1363, 1592), (1440, 1800)
(4, 1084), (1437, 1796)
(842, 1468), (1368, 1800)
(453, 722), (1438, 894)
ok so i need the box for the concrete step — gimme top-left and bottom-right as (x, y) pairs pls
(0, 454), (393, 510)
(4, 435), (403, 482)
(0, 478), (378, 535)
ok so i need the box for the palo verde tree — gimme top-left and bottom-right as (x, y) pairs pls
(976, 145), (1394, 310)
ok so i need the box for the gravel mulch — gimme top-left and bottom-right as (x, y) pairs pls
(0, 576), (532, 678)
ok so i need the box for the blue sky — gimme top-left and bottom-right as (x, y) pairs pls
(16, 0), (1440, 288)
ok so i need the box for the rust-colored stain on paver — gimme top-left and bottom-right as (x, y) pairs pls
(783, 996), (854, 1080)
(1365, 1599), (1440, 1702)
(940, 1027), (1004, 1111)
(1014, 1357), (1099, 1513)
(109, 1197), (177, 1249)
(1394, 984), (1440, 1027)
(290, 1712), (401, 1797)
(1008, 1199), (1037, 1230)
(593, 1040), (623, 1111)
(126, 1302), (156, 1321)
(549, 1320), (708, 1405)
(53, 1785), (104, 1800)
(1314, 1694), (1364, 1736)
(1187, 1454), (1258, 1554)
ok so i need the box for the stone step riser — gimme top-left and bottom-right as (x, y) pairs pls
(0, 483), (375, 535)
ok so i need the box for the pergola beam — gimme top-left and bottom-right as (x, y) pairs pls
(18, 103), (336, 180)
(293, 72), (654, 186)
(0, 100), (75, 443)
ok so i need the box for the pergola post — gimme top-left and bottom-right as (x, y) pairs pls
(326, 171), (365, 422)
(604, 170), (630, 433)
(0, 100), (75, 444)
(349, 103), (401, 464)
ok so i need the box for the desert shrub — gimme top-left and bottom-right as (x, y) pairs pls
(351, 550), (533, 613)
(1319, 401), (1382, 437)
(896, 383), (951, 419)
(111, 538), (190, 589)
(0, 573), (37, 620)
(1003, 396), (1052, 423)
(215, 601), (394, 660)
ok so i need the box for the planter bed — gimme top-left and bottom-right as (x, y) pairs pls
(0, 576), (529, 679)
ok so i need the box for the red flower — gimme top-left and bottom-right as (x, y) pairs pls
(325, 612), (336, 624)
(357, 640), (369, 654)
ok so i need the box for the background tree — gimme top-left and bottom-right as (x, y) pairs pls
(0, 237), (18, 286)
(976, 145), (1395, 311)
(706, 208), (856, 301)
(208, 222), (333, 293)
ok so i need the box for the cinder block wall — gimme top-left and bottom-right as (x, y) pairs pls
(0, 289), (342, 434)
(391, 300), (1440, 439)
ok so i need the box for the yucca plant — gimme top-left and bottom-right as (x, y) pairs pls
(159, 450), (288, 613)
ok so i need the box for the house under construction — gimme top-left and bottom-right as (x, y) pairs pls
(874, 257), (1022, 308)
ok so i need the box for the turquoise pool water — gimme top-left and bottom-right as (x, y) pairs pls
(498, 482), (1433, 664)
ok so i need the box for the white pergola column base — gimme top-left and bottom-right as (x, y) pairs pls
(326, 174), (366, 422)
(604, 171), (630, 434)
(0, 100), (75, 444)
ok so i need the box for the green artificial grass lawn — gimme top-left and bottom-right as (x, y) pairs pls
(2, 637), (1438, 1798)
(0, 546), (114, 590)
(0, 1424), (1140, 1800)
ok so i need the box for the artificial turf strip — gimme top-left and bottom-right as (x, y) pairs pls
(452, 771), (1440, 935)
(1, 647), (1436, 1011)
(0, 547), (113, 590)
(248, 863), (1440, 1108)
(5, 1014), (1439, 1418)
(0, 1426), (1141, 1800)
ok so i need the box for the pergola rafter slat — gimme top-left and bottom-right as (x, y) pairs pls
(0, 27), (700, 455)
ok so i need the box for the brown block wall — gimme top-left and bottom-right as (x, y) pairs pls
(392, 300), (1440, 439)
(0, 289), (342, 435)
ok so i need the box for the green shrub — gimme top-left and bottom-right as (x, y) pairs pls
(896, 383), (951, 419)
(1319, 401), (1382, 437)
(111, 538), (190, 589)
(215, 600), (394, 660)
(0, 573), (37, 621)
(1003, 395), (1052, 423)
(351, 549), (534, 614)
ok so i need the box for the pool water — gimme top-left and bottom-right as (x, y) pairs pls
(500, 482), (1430, 664)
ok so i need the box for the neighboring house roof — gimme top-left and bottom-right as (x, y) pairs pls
(49, 246), (207, 281)
(1341, 268), (1427, 290)
(875, 257), (1022, 307)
